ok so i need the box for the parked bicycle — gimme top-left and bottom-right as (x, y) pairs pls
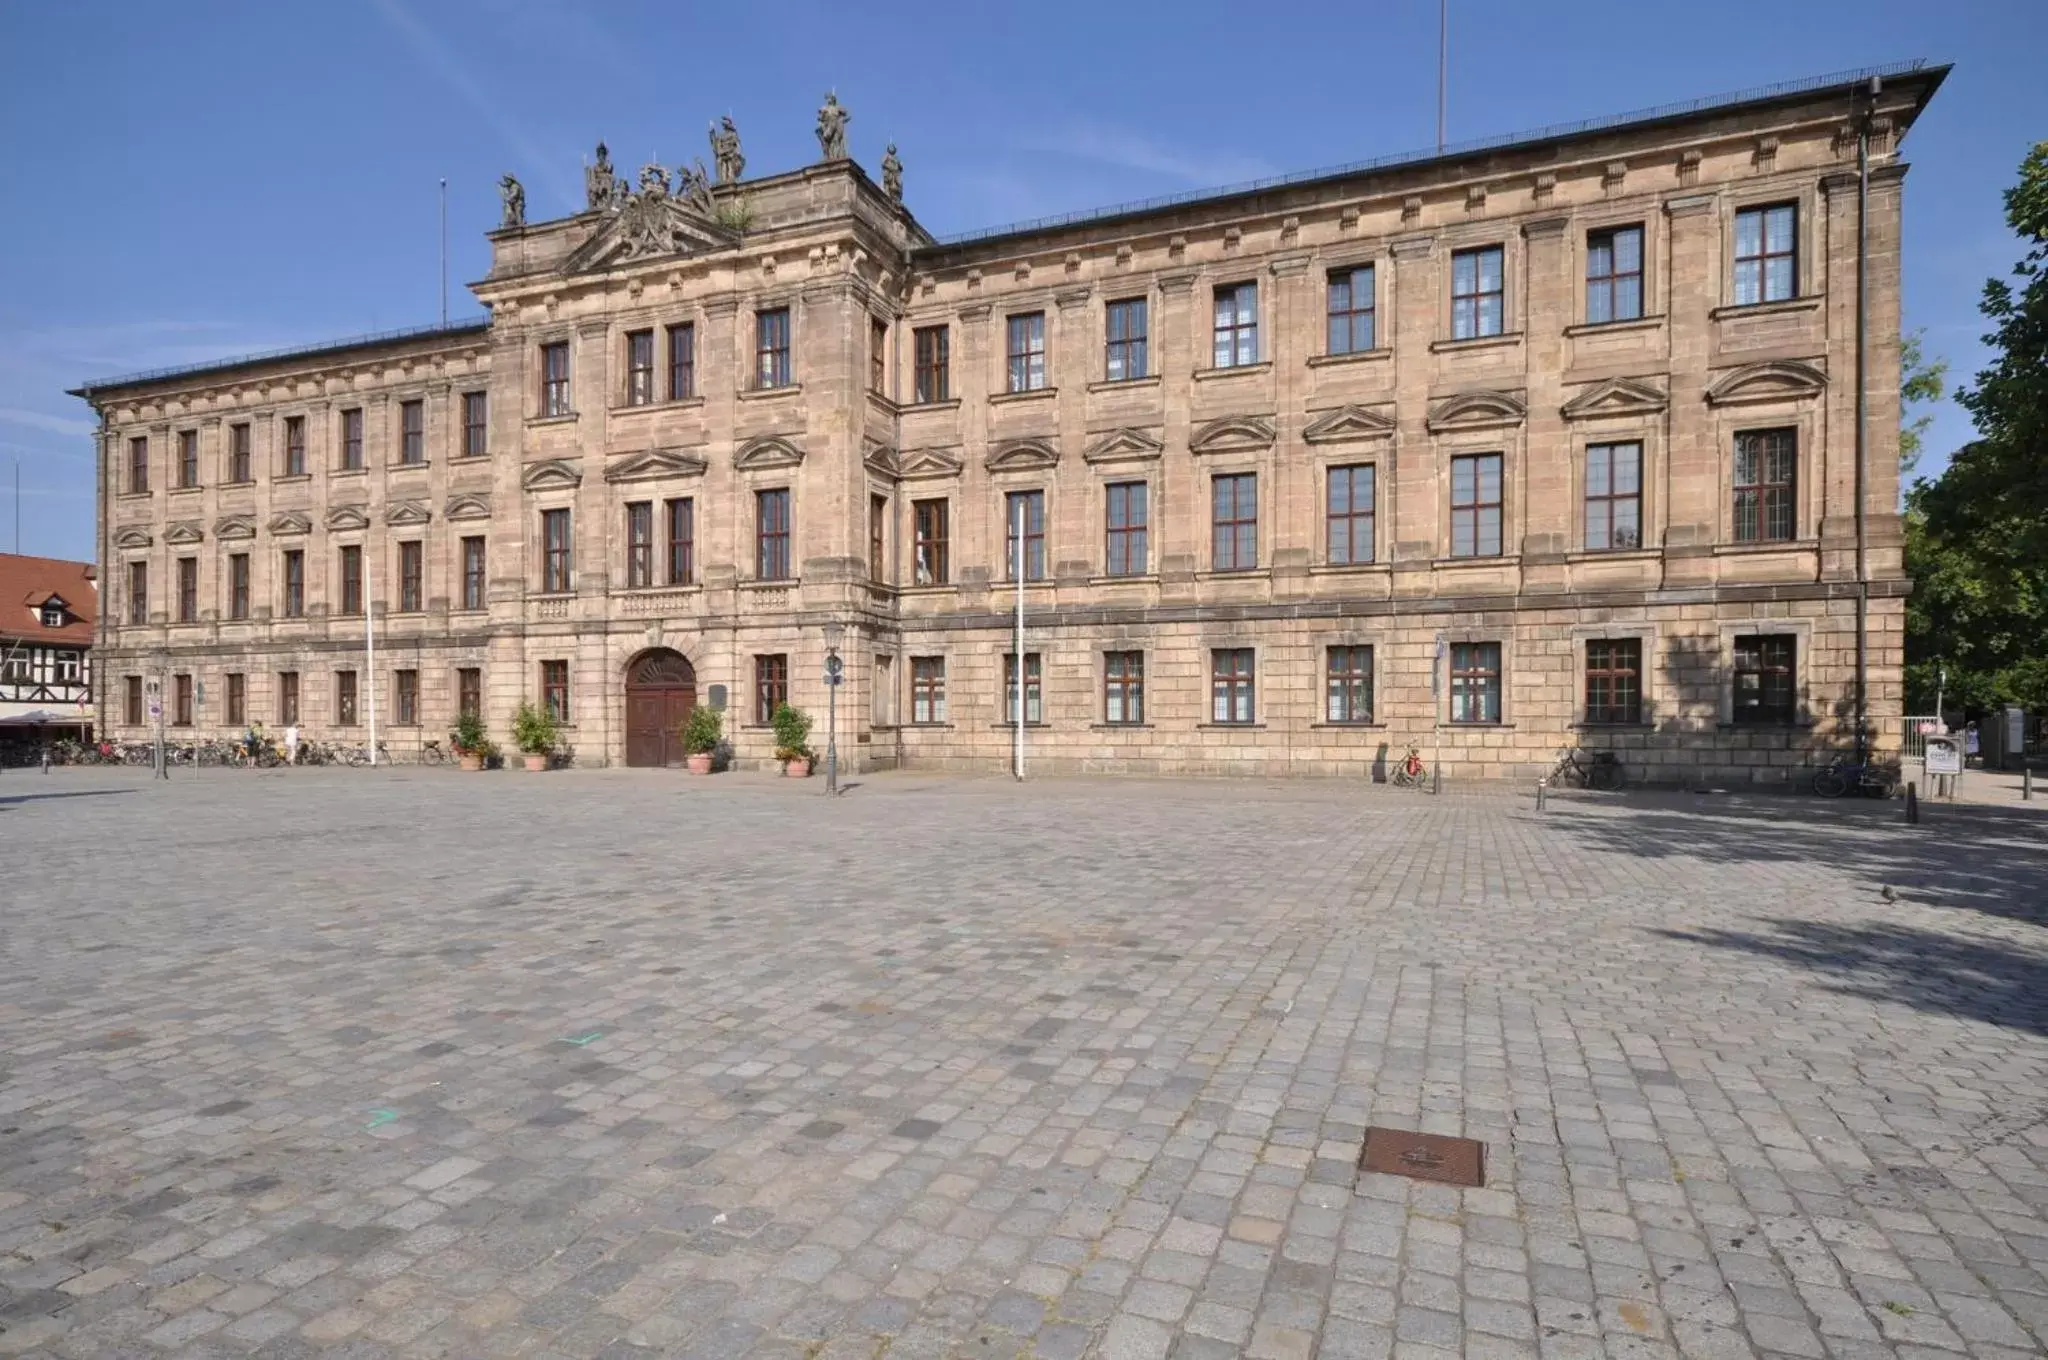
(1389, 745), (1429, 789)
(1811, 757), (1898, 799)
(1549, 747), (1626, 791)
(418, 740), (452, 766)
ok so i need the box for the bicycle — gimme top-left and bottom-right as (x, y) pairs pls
(419, 740), (452, 766)
(1812, 758), (1898, 798)
(341, 740), (390, 767)
(1550, 747), (1626, 791)
(1389, 745), (1429, 789)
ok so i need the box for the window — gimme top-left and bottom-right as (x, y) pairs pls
(177, 430), (199, 488)
(461, 536), (486, 610)
(1105, 481), (1148, 577)
(40, 601), (64, 628)
(1733, 429), (1796, 543)
(1451, 245), (1505, 339)
(667, 323), (695, 400)
(541, 508), (572, 592)
(1212, 473), (1257, 571)
(909, 657), (947, 724)
(1327, 465), (1375, 565)
(1735, 204), (1797, 305)
(665, 499), (693, 585)
(754, 654), (787, 725)
(912, 498), (949, 585)
(173, 673), (193, 726)
(1585, 639), (1642, 725)
(176, 557), (198, 622)
(399, 399), (425, 464)
(1327, 265), (1377, 354)
(228, 553), (250, 621)
(395, 669), (419, 726)
(1211, 649), (1254, 724)
(1003, 652), (1042, 726)
(913, 325), (949, 403)
(541, 660), (569, 723)
(225, 673), (246, 727)
(125, 675), (143, 726)
(1449, 642), (1502, 724)
(282, 550), (304, 618)
(625, 329), (654, 406)
(279, 671), (299, 725)
(869, 493), (888, 579)
(1005, 489), (1045, 581)
(457, 667), (481, 720)
(625, 501), (653, 588)
(870, 317), (888, 392)
(284, 416), (306, 475)
(1327, 646), (1374, 723)
(1586, 226), (1644, 324)
(755, 488), (791, 580)
(1105, 651), (1144, 725)
(398, 540), (423, 612)
(1006, 312), (1046, 393)
(127, 436), (149, 493)
(228, 423), (252, 482)
(54, 650), (79, 682)
(127, 560), (148, 625)
(541, 341), (572, 416)
(1105, 298), (1148, 381)
(1576, 441), (1645, 552)
(1450, 453), (1504, 557)
(755, 308), (792, 389)
(1213, 282), (1258, 368)
(340, 408), (364, 470)
(339, 544), (363, 614)
(462, 392), (487, 456)
(1734, 635), (1796, 724)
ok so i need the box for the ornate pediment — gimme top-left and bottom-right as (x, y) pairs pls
(163, 521), (205, 546)
(213, 514), (257, 541)
(1705, 360), (1828, 407)
(1301, 405), (1397, 443)
(861, 438), (899, 480)
(562, 163), (738, 274)
(112, 525), (153, 550)
(444, 492), (493, 522)
(1561, 376), (1668, 421)
(384, 499), (432, 527)
(985, 437), (1059, 473)
(521, 459), (583, 491)
(900, 446), (965, 480)
(734, 435), (804, 471)
(1189, 415), (1275, 456)
(1082, 427), (1165, 464)
(325, 504), (370, 531)
(267, 510), (311, 537)
(605, 448), (710, 483)
(1425, 389), (1526, 434)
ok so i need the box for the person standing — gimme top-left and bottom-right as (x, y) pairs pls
(1964, 720), (1981, 768)
(285, 724), (300, 767)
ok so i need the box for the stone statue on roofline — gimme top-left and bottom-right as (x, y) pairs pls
(499, 173), (525, 228)
(816, 93), (849, 161)
(710, 116), (745, 184)
(881, 143), (903, 203)
(585, 142), (617, 211)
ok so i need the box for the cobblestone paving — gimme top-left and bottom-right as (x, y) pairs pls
(2, 767), (2046, 1359)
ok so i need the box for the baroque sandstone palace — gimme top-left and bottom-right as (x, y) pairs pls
(75, 65), (1943, 778)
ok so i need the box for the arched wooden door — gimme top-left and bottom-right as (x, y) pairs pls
(624, 649), (696, 768)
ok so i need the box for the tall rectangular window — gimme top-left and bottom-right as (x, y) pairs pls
(1452, 245), (1506, 339)
(1585, 639), (1642, 725)
(173, 673), (193, 726)
(541, 341), (572, 416)
(912, 498), (949, 585)
(1003, 652), (1042, 726)
(870, 317), (888, 392)
(228, 422), (252, 482)
(1212, 473), (1257, 571)
(870, 493), (888, 579)
(177, 430), (199, 488)
(1104, 651), (1144, 725)
(755, 308), (792, 389)
(457, 667), (480, 719)
(1210, 648), (1254, 724)
(127, 560), (148, 624)
(282, 549), (304, 617)
(338, 544), (363, 614)
(1212, 282), (1258, 367)
(1327, 645), (1374, 724)
(913, 325), (949, 403)
(340, 407), (364, 470)
(1450, 453), (1504, 558)
(541, 507), (572, 592)
(1105, 298), (1148, 381)
(395, 669), (419, 725)
(665, 498), (693, 585)
(225, 672), (246, 727)
(1327, 265), (1376, 354)
(284, 415), (306, 475)
(127, 435), (149, 493)
(625, 329), (654, 406)
(625, 501), (653, 588)
(1005, 489), (1045, 581)
(911, 656), (947, 724)
(1105, 481), (1148, 578)
(398, 540), (423, 612)
(1584, 442), (1643, 551)
(1735, 203), (1797, 305)
(1326, 464), (1375, 565)
(176, 557), (198, 622)
(461, 392), (487, 456)
(1586, 226), (1644, 323)
(1449, 642), (1502, 724)
(336, 669), (358, 725)
(228, 553), (250, 620)
(124, 674), (144, 725)
(1733, 429), (1796, 543)
(755, 488), (791, 580)
(754, 654), (787, 725)
(278, 670), (299, 725)
(667, 322), (695, 400)
(1733, 635), (1796, 724)
(399, 399), (425, 464)
(461, 536), (486, 609)
(541, 660), (569, 723)
(1006, 312), (1046, 393)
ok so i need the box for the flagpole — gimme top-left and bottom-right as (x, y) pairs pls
(366, 545), (377, 765)
(1437, 0), (1448, 151)
(1013, 497), (1025, 781)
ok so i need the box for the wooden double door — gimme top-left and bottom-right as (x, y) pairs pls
(624, 649), (696, 768)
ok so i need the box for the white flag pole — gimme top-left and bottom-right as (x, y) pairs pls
(1013, 496), (1025, 781)
(366, 544), (377, 765)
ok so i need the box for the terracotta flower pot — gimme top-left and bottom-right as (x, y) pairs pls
(783, 757), (812, 778)
(523, 753), (549, 772)
(458, 752), (484, 772)
(686, 753), (714, 775)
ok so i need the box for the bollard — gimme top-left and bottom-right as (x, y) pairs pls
(1537, 778), (1548, 813)
(1905, 781), (1919, 825)
(2026, 767), (2034, 801)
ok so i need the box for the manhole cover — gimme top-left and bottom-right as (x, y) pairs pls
(1359, 1127), (1485, 1187)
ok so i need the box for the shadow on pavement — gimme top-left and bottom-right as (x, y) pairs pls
(0, 788), (136, 808)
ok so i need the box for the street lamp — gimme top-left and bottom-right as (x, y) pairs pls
(822, 621), (844, 796)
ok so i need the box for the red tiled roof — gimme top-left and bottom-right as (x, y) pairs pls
(0, 553), (96, 647)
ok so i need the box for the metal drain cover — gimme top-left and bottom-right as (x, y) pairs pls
(1359, 1127), (1485, 1187)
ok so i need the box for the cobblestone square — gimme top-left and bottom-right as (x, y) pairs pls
(2, 768), (2045, 1358)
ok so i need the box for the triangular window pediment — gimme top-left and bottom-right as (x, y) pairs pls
(1705, 360), (1827, 407)
(862, 440), (900, 480)
(1189, 415), (1276, 455)
(1083, 427), (1165, 464)
(734, 436), (804, 471)
(521, 459), (583, 491)
(1425, 389), (1526, 434)
(163, 521), (205, 545)
(113, 526), (153, 549)
(900, 447), (964, 480)
(443, 493), (493, 522)
(1561, 377), (1667, 420)
(384, 499), (432, 527)
(267, 511), (311, 537)
(985, 438), (1059, 473)
(1301, 405), (1396, 443)
(605, 449), (710, 484)
(214, 514), (257, 541)
(326, 505), (370, 531)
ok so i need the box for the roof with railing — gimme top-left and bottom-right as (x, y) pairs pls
(70, 317), (491, 399)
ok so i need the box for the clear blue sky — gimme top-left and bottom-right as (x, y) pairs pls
(1, 0), (2040, 563)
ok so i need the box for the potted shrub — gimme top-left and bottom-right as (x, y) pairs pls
(682, 706), (722, 775)
(450, 711), (493, 772)
(771, 703), (813, 777)
(511, 701), (558, 772)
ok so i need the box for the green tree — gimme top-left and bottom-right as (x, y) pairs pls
(1897, 329), (1947, 478)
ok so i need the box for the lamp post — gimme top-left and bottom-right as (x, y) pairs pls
(823, 621), (843, 796)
